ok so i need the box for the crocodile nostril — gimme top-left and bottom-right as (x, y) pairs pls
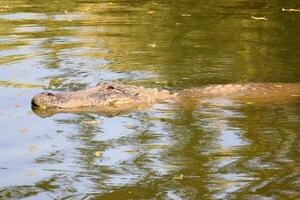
(31, 98), (39, 107)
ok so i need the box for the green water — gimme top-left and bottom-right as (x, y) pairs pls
(0, 0), (300, 199)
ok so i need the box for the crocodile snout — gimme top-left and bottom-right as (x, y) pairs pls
(31, 92), (55, 109)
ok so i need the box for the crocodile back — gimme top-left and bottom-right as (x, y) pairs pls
(180, 83), (300, 99)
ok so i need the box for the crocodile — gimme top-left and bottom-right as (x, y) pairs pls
(31, 82), (300, 117)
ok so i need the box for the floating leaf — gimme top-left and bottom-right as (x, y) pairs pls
(94, 151), (102, 157)
(282, 8), (300, 12)
(251, 16), (268, 21)
(173, 174), (184, 180)
(147, 43), (156, 48)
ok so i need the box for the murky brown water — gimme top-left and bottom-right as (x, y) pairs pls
(0, 0), (300, 199)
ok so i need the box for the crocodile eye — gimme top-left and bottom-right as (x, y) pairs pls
(107, 85), (114, 90)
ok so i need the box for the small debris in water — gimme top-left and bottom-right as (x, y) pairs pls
(155, 80), (168, 85)
(26, 171), (35, 176)
(19, 128), (30, 133)
(147, 43), (156, 48)
(94, 151), (102, 157)
(282, 8), (300, 12)
(251, 16), (268, 21)
(173, 174), (184, 180)
(246, 102), (254, 105)
(182, 14), (191, 17)
(148, 10), (156, 14)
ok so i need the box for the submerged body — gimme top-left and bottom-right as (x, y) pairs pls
(32, 82), (300, 117)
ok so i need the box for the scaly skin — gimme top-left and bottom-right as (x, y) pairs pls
(181, 83), (300, 97)
(32, 82), (300, 117)
(32, 82), (176, 109)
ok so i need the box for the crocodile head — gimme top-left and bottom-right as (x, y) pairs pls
(31, 82), (142, 110)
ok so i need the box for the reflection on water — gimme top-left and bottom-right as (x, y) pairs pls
(0, 0), (300, 199)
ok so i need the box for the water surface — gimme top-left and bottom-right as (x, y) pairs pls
(0, 0), (300, 199)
